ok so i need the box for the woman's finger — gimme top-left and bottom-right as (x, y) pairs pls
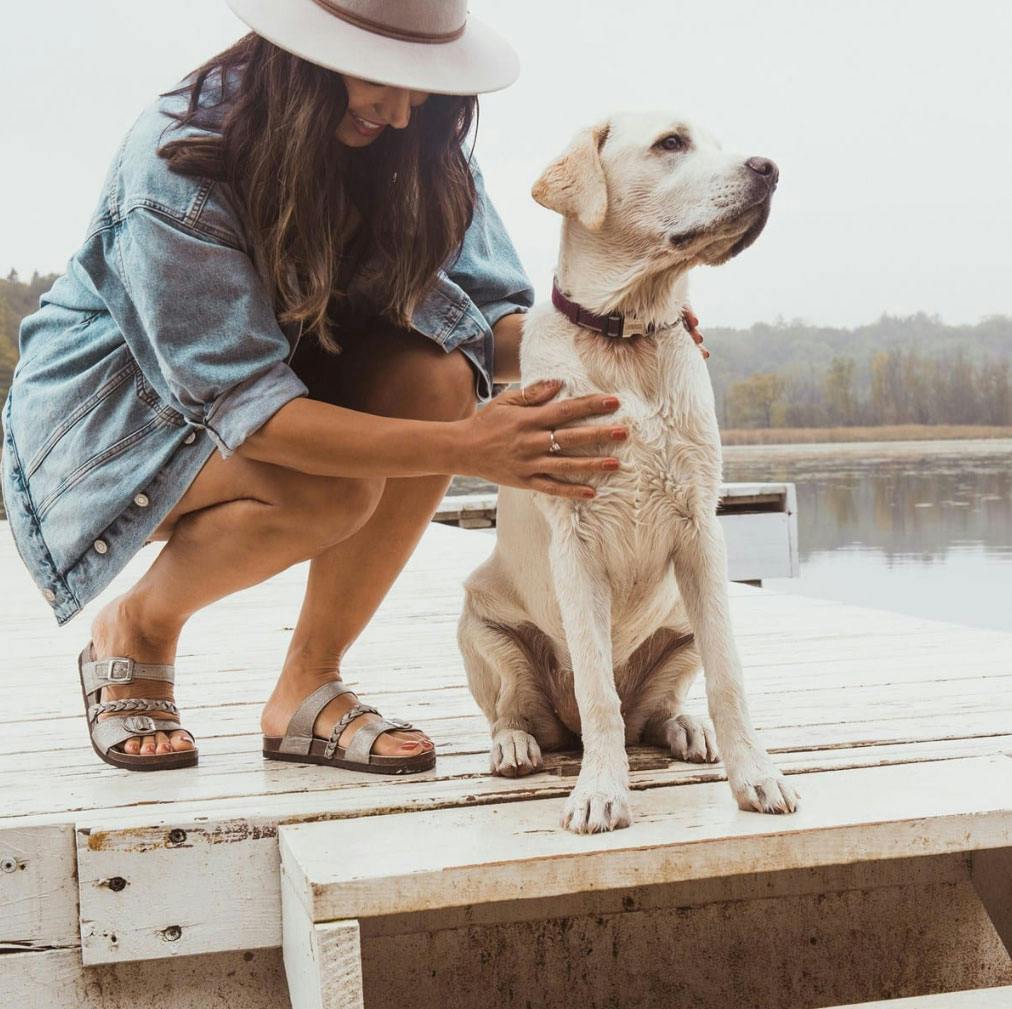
(532, 393), (620, 427)
(550, 424), (629, 449)
(541, 455), (620, 476)
(498, 378), (563, 408)
(527, 475), (596, 499)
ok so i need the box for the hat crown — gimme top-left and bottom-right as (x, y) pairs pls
(312, 0), (467, 43)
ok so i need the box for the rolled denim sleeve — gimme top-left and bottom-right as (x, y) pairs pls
(110, 206), (308, 460)
(447, 158), (535, 330)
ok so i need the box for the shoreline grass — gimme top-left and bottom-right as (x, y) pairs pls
(720, 424), (1012, 446)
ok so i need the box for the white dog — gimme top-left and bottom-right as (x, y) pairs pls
(457, 112), (800, 834)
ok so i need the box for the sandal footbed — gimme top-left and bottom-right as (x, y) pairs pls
(78, 641), (198, 772)
(262, 735), (435, 774)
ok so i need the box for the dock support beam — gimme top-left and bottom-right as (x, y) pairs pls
(282, 867), (363, 1009)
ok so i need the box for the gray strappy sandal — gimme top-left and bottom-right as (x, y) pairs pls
(262, 681), (435, 774)
(77, 640), (198, 771)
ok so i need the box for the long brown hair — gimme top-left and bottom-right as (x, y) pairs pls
(156, 33), (478, 353)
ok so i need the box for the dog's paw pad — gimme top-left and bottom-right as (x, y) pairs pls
(666, 713), (719, 764)
(561, 785), (632, 834)
(490, 729), (543, 778)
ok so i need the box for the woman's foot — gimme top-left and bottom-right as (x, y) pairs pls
(89, 594), (195, 756)
(261, 661), (434, 758)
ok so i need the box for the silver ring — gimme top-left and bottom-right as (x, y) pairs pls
(548, 430), (563, 454)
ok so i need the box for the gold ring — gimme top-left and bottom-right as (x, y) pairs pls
(548, 430), (563, 454)
(521, 386), (529, 405)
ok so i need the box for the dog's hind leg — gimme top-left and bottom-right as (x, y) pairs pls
(458, 596), (571, 778)
(635, 634), (719, 764)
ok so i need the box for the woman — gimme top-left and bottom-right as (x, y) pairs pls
(0, 0), (628, 773)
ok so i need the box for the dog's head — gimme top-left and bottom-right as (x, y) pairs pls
(532, 111), (777, 269)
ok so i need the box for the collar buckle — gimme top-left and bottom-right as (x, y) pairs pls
(601, 312), (625, 338)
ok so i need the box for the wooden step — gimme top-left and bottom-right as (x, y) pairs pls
(278, 756), (1011, 1009)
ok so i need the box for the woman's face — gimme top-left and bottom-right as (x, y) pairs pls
(336, 74), (430, 147)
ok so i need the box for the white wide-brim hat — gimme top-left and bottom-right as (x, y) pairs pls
(226, 0), (520, 95)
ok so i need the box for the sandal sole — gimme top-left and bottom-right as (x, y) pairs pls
(262, 736), (435, 774)
(78, 641), (199, 772)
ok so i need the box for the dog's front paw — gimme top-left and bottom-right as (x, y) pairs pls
(490, 729), (543, 778)
(728, 758), (800, 814)
(665, 713), (719, 764)
(561, 779), (632, 834)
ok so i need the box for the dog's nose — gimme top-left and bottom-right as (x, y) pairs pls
(746, 157), (779, 183)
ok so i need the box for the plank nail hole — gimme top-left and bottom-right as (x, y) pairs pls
(167, 829), (187, 846)
(0, 857), (19, 873)
(161, 925), (183, 942)
(107, 876), (127, 892)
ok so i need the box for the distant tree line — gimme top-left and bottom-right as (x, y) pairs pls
(2, 270), (1011, 430)
(707, 314), (1012, 428)
(1, 269), (60, 409)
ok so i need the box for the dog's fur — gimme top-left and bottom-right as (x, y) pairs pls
(457, 111), (800, 833)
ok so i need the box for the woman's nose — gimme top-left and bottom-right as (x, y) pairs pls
(383, 89), (413, 129)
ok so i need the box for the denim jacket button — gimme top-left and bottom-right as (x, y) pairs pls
(183, 431), (196, 445)
(43, 588), (57, 603)
(134, 492), (150, 507)
(93, 539), (109, 555)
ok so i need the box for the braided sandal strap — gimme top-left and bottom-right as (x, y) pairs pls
(324, 703), (380, 759)
(88, 698), (180, 724)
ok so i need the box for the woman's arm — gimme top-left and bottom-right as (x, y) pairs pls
(492, 310), (524, 384)
(240, 380), (627, 500)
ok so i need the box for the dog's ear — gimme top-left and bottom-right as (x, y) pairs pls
(531, 121), (610, 230)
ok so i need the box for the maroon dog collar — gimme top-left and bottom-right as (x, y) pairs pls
(551, 276), (709, 357)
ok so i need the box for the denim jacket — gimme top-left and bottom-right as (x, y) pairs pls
(0, 68), (534, 627)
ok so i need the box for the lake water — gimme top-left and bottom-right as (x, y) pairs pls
(722, 439), (1012, 633)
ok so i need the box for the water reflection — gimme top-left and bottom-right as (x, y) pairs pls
(724, 441), (1012, 632)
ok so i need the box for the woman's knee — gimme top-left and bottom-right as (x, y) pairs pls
(364, 343), (478, 422)
(278, 473), (386, 548)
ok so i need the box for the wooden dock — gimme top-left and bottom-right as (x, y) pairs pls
(1, 495), (1010, 1009)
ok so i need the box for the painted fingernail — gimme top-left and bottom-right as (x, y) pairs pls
(611, 429), (628, 440)
(602, 397), (620, 409)
(582, 488), (596, 498)
(603, 459), (620, 470)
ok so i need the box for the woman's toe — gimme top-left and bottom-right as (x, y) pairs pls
(170, 731), (195, 752)
(123, 736), (142, 755)
(154, 731), (173, 755)
(140, 735), (157, 755)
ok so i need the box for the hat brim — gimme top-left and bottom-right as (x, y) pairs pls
(226, 0), (520, 95)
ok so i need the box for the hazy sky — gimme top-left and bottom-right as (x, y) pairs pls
(3, 1), (1010, 328)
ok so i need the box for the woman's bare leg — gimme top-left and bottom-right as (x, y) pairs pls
(89, 458), (385, 754)
(260, 325), (479, 753)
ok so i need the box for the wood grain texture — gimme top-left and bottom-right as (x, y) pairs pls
(281, 755), (1012, 924)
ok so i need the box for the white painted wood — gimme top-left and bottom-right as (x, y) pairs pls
(722, 511), (795, 581)
(76, 818), (280, 965)
(0, 946), (289, 1009)
(280, 755), (1012, 925)
(829, 987), (1012, 1008)
(283, 864), (363, 1009)
(0, 825), (78, 949)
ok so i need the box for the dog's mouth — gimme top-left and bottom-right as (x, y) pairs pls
(670, 194), (773, 267)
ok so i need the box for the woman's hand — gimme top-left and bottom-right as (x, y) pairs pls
(456, 379), (628, 499)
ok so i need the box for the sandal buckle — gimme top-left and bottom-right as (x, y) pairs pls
(123, 715), (157, 734)
(101, 658), (134, 683)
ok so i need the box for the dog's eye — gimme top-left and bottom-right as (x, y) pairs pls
(654, 134), (685, 152)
